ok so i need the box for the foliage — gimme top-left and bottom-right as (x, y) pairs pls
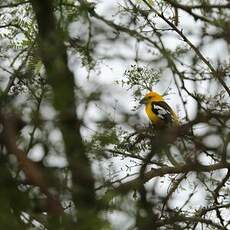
(0, 0), (229, 229)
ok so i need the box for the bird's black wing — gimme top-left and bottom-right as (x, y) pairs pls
(151, 101), (174, 125)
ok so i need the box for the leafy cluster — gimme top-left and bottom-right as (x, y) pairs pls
(122, 64), (160, 99)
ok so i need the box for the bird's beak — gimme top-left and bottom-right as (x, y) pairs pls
(139, 97), (146, 105)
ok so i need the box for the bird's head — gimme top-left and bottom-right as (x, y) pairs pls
(139, 91), (164, 105)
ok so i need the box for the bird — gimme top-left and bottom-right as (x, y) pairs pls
(140, 91), (179, 128)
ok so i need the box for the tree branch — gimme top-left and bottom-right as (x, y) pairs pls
(0, 113), (63, 215)
(142, 0), (230, 96)
(116, 162), (230, 194)
(30, 0), (98, 224)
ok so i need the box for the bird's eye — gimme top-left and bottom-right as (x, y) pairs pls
(148, 96), (152, 99)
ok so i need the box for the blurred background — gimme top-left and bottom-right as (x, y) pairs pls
(0, 0), (229, 229)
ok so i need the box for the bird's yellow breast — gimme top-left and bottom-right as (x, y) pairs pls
(145, 103), (160, 124)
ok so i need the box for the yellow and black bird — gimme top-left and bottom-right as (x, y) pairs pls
(140, 91), (179, 128)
